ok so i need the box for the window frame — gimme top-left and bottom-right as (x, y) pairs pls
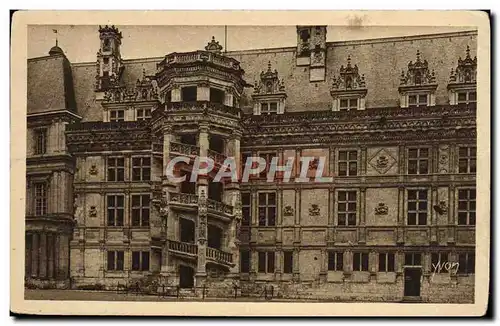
(431, 252), (450, 273)
(327, 252), (344, 271)
(339, 98), (359, 111)
(131, 250), (150, 272)
(257, 251), (275, 274)
(353, 252), (369, 272)
(407, 189), (429, 226)
(457, 188), (476, 226)
(34, 128), (47, 155)
(337, 190), (357, 226)
(457, 252), (475, 274)
(404, 252), (422, 266)
(258, 192), (277, 227)
(34, 182), (48, 216)
(408, 93), (429, 108)
(131, 156), (151, 181)
(407, 147), (430, 175)
(457, 90), (477, 104)
(107, 156), (125, 182)
(458, 146), (476, 174)
(109, 109), (125, 122)
(283, 251), (294, 274)
(337, 149), (358, 176)
(131, 194), (151, 227)
(107, 194), (125, 227)
(107, 250), (125, 271)
(240, 250), (250, 273)
(136, 108), (152, 121)
(260, 102), (279, 115)
(378, 252), (395, 272)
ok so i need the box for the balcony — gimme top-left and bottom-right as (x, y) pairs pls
(207, 199), (234, 216)
(167, 240), (198, 259)
(170, 142), (200, 157)
(158, 51), (242, 72)
(169, 193), (199, 210)
(165, 101), (240, 117)
(206, 247), (234, 267)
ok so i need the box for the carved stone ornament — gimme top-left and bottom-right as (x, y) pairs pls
(449, 45), (477, 84)
(89, 164), (98, 176)
(331, 55), (366, 91)
(253, 61), (286, 95)
(400, 50), (436, 86)
(309, 204), (320, 216)
(375, 203), (388, 215)
(308, 158), (319, 170)
(433, 201), (448, 215)
(205, 36), (223, 54)
(88, 206), (98, 217)
(368, 148), (397, 174)
(283, 205), (294, 216)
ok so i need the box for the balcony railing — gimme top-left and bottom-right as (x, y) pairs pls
(159, 51), (242, 72)
(165, 101), (240, 116)
(207, 199), (234, 215)
(170, 142), (200, 156)
(207, 149), (227, 165)
(169, 192), (199, 205)
(206, 247), (233, 265)
(168, 240), (198, 256)
(66, 120), (150, 132)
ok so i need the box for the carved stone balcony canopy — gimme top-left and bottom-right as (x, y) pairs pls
(400, 50), (437, 87)
(253, 61), (286, 96)
(169, 192), (199, 206)
(449, 45), (477, 84)
(205, 36), (223, 54)
(331, 55), (366, 91)
(168, 192), (235, 219)
(207, 199), (234, 215)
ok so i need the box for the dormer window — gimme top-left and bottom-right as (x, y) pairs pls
(261, 102), (278, 115)
(399, 50), (437, 108)
(408, 94), (428, 108)
(252, 62), (286, 115)
(339, 98), (358, 111)
(448, 46), (477, 106)
(331, 56), (367, 111)
(110, 109), (125, 122)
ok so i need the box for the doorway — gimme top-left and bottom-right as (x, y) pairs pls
(404, 268), (422, 297)
(179, 265), (195, 288)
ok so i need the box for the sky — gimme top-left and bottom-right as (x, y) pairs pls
(27, 25), (475, 63)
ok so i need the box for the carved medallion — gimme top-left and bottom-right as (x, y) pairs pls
(368, 148), (397, 174)
(88, 206), (98, 217)
(309, 204), (320, 216)
(89, 164), (98, 176)
(283, 205), (294, 216)
(374, 203), (388, 215)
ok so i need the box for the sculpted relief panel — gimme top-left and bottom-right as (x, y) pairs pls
(366, 147), (399, 176)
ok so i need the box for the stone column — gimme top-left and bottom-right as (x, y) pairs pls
(161, 125), (176, 275)
(171, 85), (181, 102)
(397, 186), (405, 244)
(197, 82), (210, 101)
(47, 233), (54, 279)
(31, 232), (39, 278)
(58, 233), (70, 279)
(196, 124), (210, 286)
(38, 232), (48, 278)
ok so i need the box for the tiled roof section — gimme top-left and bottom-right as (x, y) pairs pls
(66, 30), (477, 120)
(28, 55), (77, 114)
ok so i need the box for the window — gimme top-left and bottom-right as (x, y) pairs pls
(339, 98), (358, 111)
(258, 192), (276, 226)
(107, 195), (124, 226)
(457, 91), (476, 104)
(404, 253), (422, 266)
(407, 189), (428, 225)
(132, 157), (151, 181)
(458, 252), (475, 274)
(283, 251), (294, 274)
(210, 88), (225, 104)
(261, 102), (278, 115)
(353, 252), (369, 271)
(458, 188), (476, 225)
(378, 253), (395, 272)
(458, 146), (476, 173)
(258, 252), (275, 273)
(107, 251), (124, 271)
(34, 182), (47, 216)
(34, 129), (47, 155)
(107, 157), (125, 181)
(131, 194), (150, 227)
(110, 110), (125, 122)
(431, 252), (450, 273)
(408, 148), (429, 174)
(408, 94), (428, 107)
(181, 86), (197, 102)
(132, 251), (150, 271)
(338, 150), (358, 176)
(328, 252), (343, 271)
(259, 153), (276, 179)
(337, 191), (357, 226)
(241, 192), (251, 226)
(136, 108), (151, 121)
(240, 250), (250, 273)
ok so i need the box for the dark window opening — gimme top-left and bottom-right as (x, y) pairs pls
(210, 88), (225, 104)
(209, 134), (225, 153)
(353, 252), (369, 272)
(180, 218), (195, 243)
(181, 86), (197, 102)
(283, 251), (294, 274)
(208, 181), (223, 202)
(240, 250), (250, 273)
(379, 253), (395, 272)
(207, 224), (222, 249)
(180, 134), (197, 146)
(328, 252), (343, 271)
